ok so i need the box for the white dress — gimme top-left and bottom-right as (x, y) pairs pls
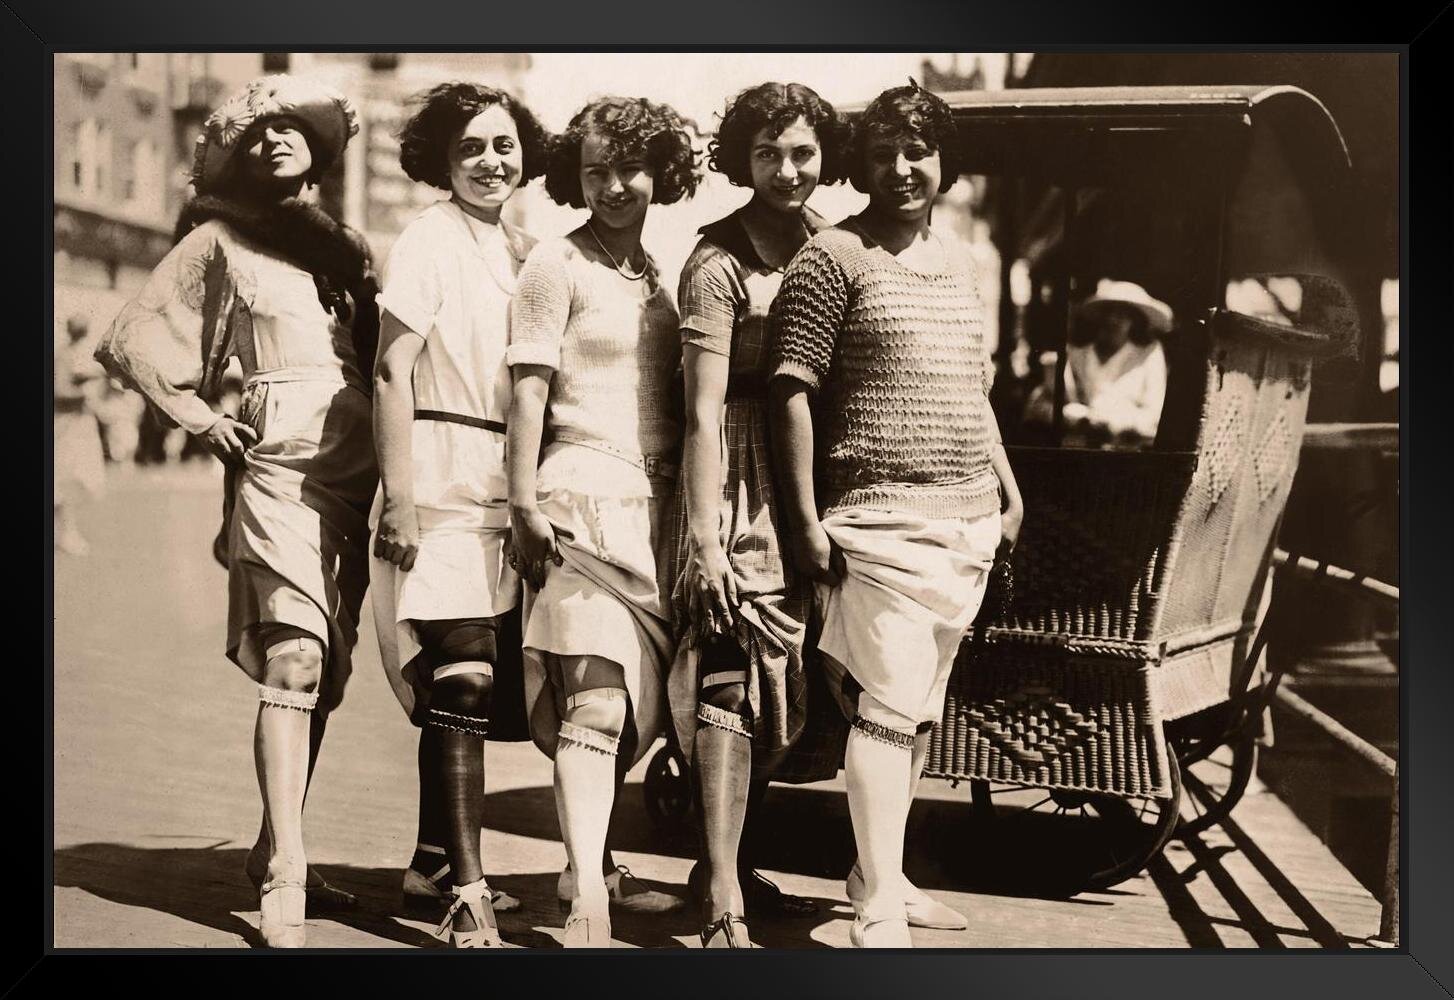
(97, 219), (378, 714)
(368, 201), (534, 721)
(1064, 339), (1167, 442)
(505, 237), (682, 765)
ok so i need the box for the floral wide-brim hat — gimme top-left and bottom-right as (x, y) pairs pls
(191, 74), (359, 193)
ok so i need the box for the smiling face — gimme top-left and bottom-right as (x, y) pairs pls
(862, 129), (942, 225)
(238, 114), (314, 189)
(448, 104), (523, 220)
(579, 130), (654, 233)
(747, 116), (822, 215)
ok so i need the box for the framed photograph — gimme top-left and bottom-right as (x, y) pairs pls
(21, 0), (1451, 995)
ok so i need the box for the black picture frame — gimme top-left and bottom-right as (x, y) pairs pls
(19, 1), (1452, 996)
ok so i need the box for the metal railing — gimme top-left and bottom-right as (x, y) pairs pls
(1268, 544), (1399, 947)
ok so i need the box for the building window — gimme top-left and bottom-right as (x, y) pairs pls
(123, 138), (162, 214)
(94, 122), (112, 198)
(70, 122), (86, 189)
(124, 52), (165, 94)
(72, 118), (112, 198)
(170, 53), (212, 109)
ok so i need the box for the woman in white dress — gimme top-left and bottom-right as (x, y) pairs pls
(1062, 279), (1171, 448)
(96, 75), (377, 948)
(369, 82), (549, 948)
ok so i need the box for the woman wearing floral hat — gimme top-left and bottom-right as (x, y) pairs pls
(96, 75), (379, 948)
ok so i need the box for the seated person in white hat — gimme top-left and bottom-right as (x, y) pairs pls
(1061, 279), (1172, 448)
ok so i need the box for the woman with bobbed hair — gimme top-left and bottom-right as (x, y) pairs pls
(506, 95), (700, 947)
(96, 75), (379, 948)
(769, 81), (1024, 947)
(369, 81), (548, 947)
(665, 81), (850, 948)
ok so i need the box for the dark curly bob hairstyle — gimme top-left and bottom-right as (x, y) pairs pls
(707, 82), (850, 188)
(849, 81), (961, 195)
(543, 96), (700, 209)
(397, 82), (550, 191)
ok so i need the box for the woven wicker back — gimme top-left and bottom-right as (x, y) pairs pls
(1157, 318), (1313, 645)
(987, 448), (1196, 643)
(937, 315), (1319, 796)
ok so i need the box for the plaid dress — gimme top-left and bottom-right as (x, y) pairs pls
(666, 209), (847, 784)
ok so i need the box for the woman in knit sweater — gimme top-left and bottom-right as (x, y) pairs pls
(768, 82), (1025, 948)
(506, 96), (699, 948)
(666, 81), (850, 948)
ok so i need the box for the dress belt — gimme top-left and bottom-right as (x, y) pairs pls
(414, 409), (507, 435)
(550, 428), (679, 479)
(246, 365), (355, 386)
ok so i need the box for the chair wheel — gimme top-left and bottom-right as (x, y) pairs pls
(1174, 722), (1259, 838)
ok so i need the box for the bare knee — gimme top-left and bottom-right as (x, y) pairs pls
(432, 670), (493, 720)
(851, 692), (917, 750)
(564, 689), (627, 740)
(703, 681), (748, 715)
(262, 639), (325, 693)
(698, 681), (753, 739)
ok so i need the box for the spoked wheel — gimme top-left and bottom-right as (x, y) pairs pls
(642, 744), (695, 835)
(1173, 720), (1259, 838)
(969, 751), (1182, 893)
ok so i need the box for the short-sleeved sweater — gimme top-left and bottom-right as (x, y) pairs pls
(507, 235), (682, 496)
(769, 224), (1000, 521)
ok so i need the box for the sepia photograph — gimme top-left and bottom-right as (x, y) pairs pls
(46, 45), (1410, 958)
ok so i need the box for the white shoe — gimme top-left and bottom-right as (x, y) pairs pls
(561, 898), (611, 948)
(849, 910), (912, 948)
(846, 862), (967, 931)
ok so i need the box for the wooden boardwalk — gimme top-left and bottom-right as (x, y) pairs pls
(51, 464), (1385, 949)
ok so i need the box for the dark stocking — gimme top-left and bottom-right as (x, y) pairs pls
(694, 682), (753, 921)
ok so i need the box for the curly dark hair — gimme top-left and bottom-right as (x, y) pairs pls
(543, 95), (700, 208)
(397, 82), (550, 191)
(849, 81), (961, 194)
(707, 82), (850, 188)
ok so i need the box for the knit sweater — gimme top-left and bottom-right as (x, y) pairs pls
(507, 235), (682, 496)
(769, 224), (1001, 521)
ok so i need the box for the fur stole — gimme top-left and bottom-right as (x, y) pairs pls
(173, 194), (380, 380)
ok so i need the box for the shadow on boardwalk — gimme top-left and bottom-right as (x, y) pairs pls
(53, 841), (441, 948)
(54, 781), (1377, 950)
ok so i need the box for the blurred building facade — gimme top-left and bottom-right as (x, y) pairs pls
(54, 53), (184, 344)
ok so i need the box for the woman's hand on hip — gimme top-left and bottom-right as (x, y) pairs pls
(200, 415), (258, 467)
(374, 495), (420, 571)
